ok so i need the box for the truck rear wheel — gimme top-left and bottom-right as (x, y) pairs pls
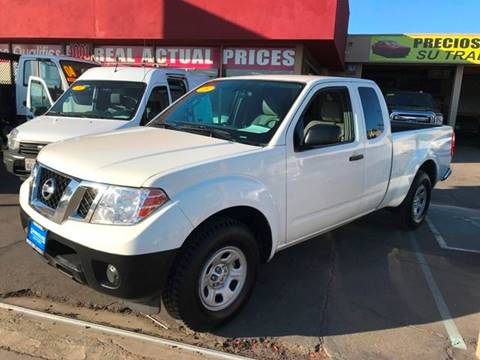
(162, 217), (259, 332)
(397, 170), (432, 230)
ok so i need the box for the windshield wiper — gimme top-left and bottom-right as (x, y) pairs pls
(176, 124), (235, 141)
(150, 123), (178, 130)
(46, 111), (66, 117)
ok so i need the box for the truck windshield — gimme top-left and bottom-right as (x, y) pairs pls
(385, 92), (435, 110)
(47, 80), (146, 120)
(59, 60), (98, 84)
(148, 79), (305, 146)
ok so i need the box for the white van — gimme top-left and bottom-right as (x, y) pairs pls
(4, 67), (208, 178)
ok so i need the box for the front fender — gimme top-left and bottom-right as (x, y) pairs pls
(174, 175), (281, 259)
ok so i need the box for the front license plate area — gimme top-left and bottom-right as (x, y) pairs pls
(26, 221), (47, 255)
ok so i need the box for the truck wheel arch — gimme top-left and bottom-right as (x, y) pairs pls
(418, 159), (438, 187)
(180, 206), (273, 264)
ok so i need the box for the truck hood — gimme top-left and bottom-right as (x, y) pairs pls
(15, 116), (128, 144)
(38, 127), (259, 187)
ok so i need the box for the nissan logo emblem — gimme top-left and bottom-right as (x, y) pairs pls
(41, 178), (56, 201)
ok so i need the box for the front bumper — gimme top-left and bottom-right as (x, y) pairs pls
(20, 208), (178, 303)
(2, 148), (32, 178)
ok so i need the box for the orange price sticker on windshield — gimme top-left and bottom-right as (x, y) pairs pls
(196, 85), (215, 93)
(72, 85), (87, 91)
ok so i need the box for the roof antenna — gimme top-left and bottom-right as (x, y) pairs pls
(142, 39), (147, 77)
(114, 55), (119, 72)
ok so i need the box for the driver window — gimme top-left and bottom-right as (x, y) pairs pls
(141, 86), (169, 125)
(39, 60), (63, 101)
(295, 87), (354, 150)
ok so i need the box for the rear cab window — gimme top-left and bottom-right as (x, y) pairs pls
(167, 77), (187, 102)
(358, 87), (385, 140)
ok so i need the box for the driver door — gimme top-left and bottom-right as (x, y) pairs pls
(26, 76), (54, 119)
(285, 84), (366, 244)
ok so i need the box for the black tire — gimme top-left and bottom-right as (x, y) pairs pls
(162, 217), (259, 332)
(396, 170), (432, 230)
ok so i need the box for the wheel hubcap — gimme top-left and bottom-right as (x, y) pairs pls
(412, 184), (428, 222)
(199, 246), (247, 311)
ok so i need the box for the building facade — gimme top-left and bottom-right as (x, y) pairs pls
(346, 34), (480, 137)
(0, 0), (349, 77)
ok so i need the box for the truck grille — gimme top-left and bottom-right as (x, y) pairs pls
(36, 167), (71, 209)
(30, 164), (107, 224)
(19, 142), (47, 156)
(76, 188), (98, 219)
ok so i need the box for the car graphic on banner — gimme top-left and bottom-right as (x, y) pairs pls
(371, 40), (411, 58)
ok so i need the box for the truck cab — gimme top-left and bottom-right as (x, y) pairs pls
(4, 66), (208, 178)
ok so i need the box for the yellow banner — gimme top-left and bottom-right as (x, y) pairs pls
(369, 34), (480, 64)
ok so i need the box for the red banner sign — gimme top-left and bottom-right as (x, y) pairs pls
(93, 46), (155, 64)
(155, 47), (219, 69)
(223, 47), (296, 71)
(11, 44), (63, 56)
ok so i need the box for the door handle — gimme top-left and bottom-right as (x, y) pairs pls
(349, 154), (364, 161)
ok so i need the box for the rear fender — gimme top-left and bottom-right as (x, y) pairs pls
(382, 149), (438, 208)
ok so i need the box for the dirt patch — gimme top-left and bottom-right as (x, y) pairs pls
(3, 296), (327, 360)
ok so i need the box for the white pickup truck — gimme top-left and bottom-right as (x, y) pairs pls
(19, 75), (454, 332)
(4, 67), (207, 178)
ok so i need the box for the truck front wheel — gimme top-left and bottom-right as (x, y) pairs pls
(162, 217), (259, 332)
(397, 170), (432, 229)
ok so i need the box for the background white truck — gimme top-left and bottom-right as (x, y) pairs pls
(19, 75), (454, 332)
(4, 66), (207, 178)
(0, 53), (99, 134)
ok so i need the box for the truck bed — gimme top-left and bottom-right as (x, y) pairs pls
(391, 120), (442, 133)
(381, 124), (453, 209)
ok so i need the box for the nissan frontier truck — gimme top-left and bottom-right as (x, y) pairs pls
(19, 75), (454, 331)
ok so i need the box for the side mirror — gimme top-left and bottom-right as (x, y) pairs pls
(303, 124), (342, 148)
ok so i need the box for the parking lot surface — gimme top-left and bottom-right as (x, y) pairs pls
(0, 145), (479, 359)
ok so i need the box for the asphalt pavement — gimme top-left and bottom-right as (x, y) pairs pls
(0, 145), (479, 359)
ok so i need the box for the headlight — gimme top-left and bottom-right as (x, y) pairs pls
(91, 186), (169, 225)
(434, 114), (443, 125)
(7, 128), (19, 150)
